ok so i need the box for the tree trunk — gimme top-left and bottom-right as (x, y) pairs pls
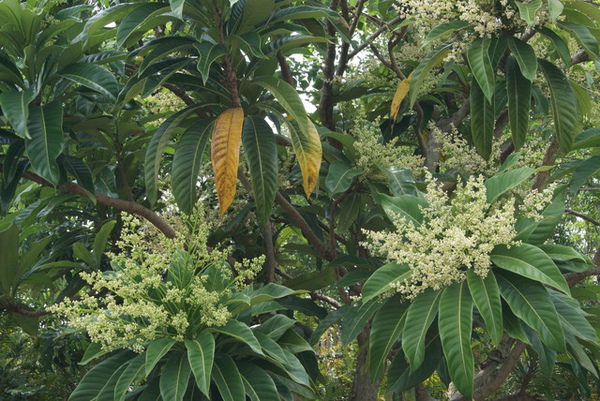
(349, 328), (381, 401)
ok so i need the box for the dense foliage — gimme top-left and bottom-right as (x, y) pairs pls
(1, 0), (600, 399)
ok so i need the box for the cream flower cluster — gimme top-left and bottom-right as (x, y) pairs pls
(367, 175), (518, 298)
(50, 207), (264, 352)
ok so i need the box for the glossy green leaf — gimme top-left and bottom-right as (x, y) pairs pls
(387, 337), (441, 393)
(484, 167), (535, 203)
(438, 282), (474, 398)
(548, 0), (564, 21)
(369, 297), (409, 379)
(539, 244), (589, 264)
(377, 193), (427, 226)
(572, 128), (600, 150)
(145, 337), (176, 376)
(402, 289), (442, 371)
(213, 356), (245, 401)
(114, 354), (146, 401)
(538, 27), (571, 66)
(160, 351), (191, 401)
(506, 56), (531, 150)
(382, 166), (418, 196)
(497, 271), (566, 352)
(516, 186), (565, 244)
(467, 37), (495, 101)
(507, 37), (538, 82)
(550, 291), (596, 342)
(362, 263), (411, 303)
(69, 352), (136, 401)
(470, 78), (495, 159)
(194, 42), (227, 85)
(79, 343), (109, 365)
(424, 21), (469, 45)
(409, 44), (452, 107)
(209, 320), (263, 355)
(59, 63), (119, 101)
(145, 104), (201, 205)
(239, 363), (279, 401)
(115, 3), (170, 48)
(538, 59), (579, 153)
(61, 155), (95, 195)
(569, 155), (600, 195)
(491, 243), (569, 294)
(559, 22), (599, 57)
(324, 160), (362, 196)
(341, 300), (384, 344)
(172, 119), (213, 214)
(515, 0), (542, 24)
(0, 87), (36, 139)
(242, 116), (278, 224)
(467, 270), (503, 344)
(185, 332), (215, 397)
(25, 102), (65, 185)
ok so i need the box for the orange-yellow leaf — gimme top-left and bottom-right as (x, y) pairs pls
(211, 107), (244, 216)
(292, 118), (322, 198)
(390, 76), (411, 122)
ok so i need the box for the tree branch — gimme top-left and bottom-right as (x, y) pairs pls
(565, 209), (600, 226)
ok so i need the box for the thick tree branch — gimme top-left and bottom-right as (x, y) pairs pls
(565, 209), (600, 226)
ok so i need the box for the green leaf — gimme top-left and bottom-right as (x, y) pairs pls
(239, 363), (279, 401)
(114, 354), (146, 401)
(538, 27), (571, 66)
(341, 300), (384, 344)
(159, 351), (191, 401)
(470, 78), (495, 159)
(467, 37), (495, 101)
(550, 291), (597, 342)
(409, 44), (452, 107)
(194, 42), (227, 85)
(324, 160), (362, 196)
(484, 166), (535, 203)
(515, 0), (543, 24)
(438, 282), (474, 398)
(559, 22), (599, 58)
(145, 104), (201, 205)
(539, 244), (589, 264)
(507, 37), (538, 82)
(497, 271), (566, 352)
(69, 352), (136, 401)
(548, 0), (564, 21)
(213, 356), (245, 401)
(251, 76), (308, 135)
(572, 128), (600, 150)
(369, 297), (409, 379)
(209, 320), (263, 355)
(0, 223), (19, 294)
(25, 102), (65, 185)
(185, 332), (215, 397)
(382, 166), (418, 196)
(92, 220), (117, 266)
(569, 155), (600, 195)
(506, 56), (531, 150)
(61, 155), (95, 195)
(0, 87), (36, 139)
(282, 268), (336, 292)
(423, 21), (469, 45)
(232, 0), (275, 35)
(242, 116), (278, 224)
(115, 3), (171, 48)
(59, 63), (119, 102)
(172, 119), (213, 214)
(538, 59), (579, 153)
(491, 243), (569, 294)
(79, 342), (109, 365)
(516, 186), (565, 245)
(402, 289), (442, 371)
(387, 337), (442, 393)
(377, 193), (428, 226)
(145, 337), (176, 376)
(362, 263), (411, 303)
(467, 270), (503, 344)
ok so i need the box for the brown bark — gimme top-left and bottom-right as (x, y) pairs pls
(349, 328), (382, 401)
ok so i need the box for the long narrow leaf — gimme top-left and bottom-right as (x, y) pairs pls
(467, 37), (495, 101)
(402, 289), (442, 371)
(470, 78), (495, 159)
(159, 351), (191, 401)
(506, 56), (531, 149)
(369, 297), (409, 379)
(25, 102), (64, 185)
(466, 271), (503, 344)
(185, 332), (215, 397)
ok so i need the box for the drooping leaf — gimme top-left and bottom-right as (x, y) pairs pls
(172, 119), (213, 214)
(159, 351), (191, 401)
(402, 289), (442, 371)
(569, 155), (600, 195)
(559, 22), (599, 58)
(59, 63), (119, 101)
(251, 76), (308, 134)
(467, 37), (495, 101)
(209, 320), (263, 355)
(239, 362), (279, 401)
(470, 78), (495, 159)
(242, 116), (278, 224)
(288, 118), (322, 198)
(538, 59), (579, 153)
(466, 270), (503, 344)
(438, 282), (474, 398)
(69, 352), (136, 401)
(0, 87), (36, 139)
(0, 223), (19, 295)
(185, 332), (215, 397)
(213, 356), (245, 401)
(507, 37), (538, 82)
(25, 102), (65, 185)
(572, 128), (600, 150)
(390, 76), (411, 121)
(362, 263), (412, 303)
(369, 297), (409, 379)
(491, 243), (570, 294)
(505, 56), (531, 149)
(409, 44), (452, 107)
(497, 271), (566, 352)
(211, 107), (244, 216)
(538, 27), (571, 66)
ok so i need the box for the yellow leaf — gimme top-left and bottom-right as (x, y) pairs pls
(211, 107), (244, 216)
(390, 76), (412, 122)
(292, 118), (322, 198)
